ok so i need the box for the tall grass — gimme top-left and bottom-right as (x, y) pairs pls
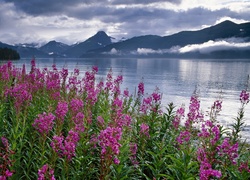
(0, 59), (249, 180)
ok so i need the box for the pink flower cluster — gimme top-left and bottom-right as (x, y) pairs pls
(72, 112), (85, 133)
(176, 130), (191, 145)
(172, 106), (185, 129)
(212, 100), (222, 112)
(140, 123), (150, 138)
(197, 148), (222, 180)
(83, 67), (98, 105)
(37, 164), (56, 180)
(198, 120), (220, 146)
(138, 82), (144, 96)
(105, 69), (113, 92)
(240, 90), (249, 104)
(70, 98), (83, 113)
(55, 101), (68, 122)
(5, 83), (32, 112)
(32, 112), (56, 136)
(140, 96), (152, 114)
(185, 95), (203, 128)
(0, 137), (14, 180)
(217, 138), (238, 165)
(51, 130), (79, 161)
(111, 97), (132, 128)
(98, 126), (122, 164)
(238, 161), (250, 173)
(113, 75), (123, 96)
(129, 143), (138, 166)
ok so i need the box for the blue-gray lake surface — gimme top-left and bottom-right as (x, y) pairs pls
(12, 58), (250, 141)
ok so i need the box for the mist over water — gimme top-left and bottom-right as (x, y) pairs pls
(12, 58), (250, 141)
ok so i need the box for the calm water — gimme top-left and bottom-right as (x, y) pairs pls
(10, 58), (250, 141)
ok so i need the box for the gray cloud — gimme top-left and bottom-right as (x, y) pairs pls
(3, 0), (181, 16)
(0, 0), (250, 45)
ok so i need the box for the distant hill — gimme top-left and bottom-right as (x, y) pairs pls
(0, 20), (250, 58)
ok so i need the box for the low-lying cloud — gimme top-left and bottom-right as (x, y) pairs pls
(179, 38), (250, 54)
(134, 38), (250, 55)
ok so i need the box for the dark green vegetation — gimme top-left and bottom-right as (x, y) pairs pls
(0, 47), (20, 60)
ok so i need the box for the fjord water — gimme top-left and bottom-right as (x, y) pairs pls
(13, 58), (250, 141)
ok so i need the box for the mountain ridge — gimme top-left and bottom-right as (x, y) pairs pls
(0, 20), (250, 59)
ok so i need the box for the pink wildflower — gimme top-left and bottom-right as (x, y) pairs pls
(51, 130), (79, 161)
(98, 126), (122, 164)
(32, 112), (55, 136)
(70, 99), (83, 113)
(123, 88), (129, 97)
(238, 161), (250, 173)
(129, 143), (138, 165)
(173, 106), (185, 129)
(185, 94), (203, 129)
(217, 138), (238, 165)
(113, 158), (120, 165)
(176, 130), (191, 145)
(55, 101), (68, 122)
(240, 90), (249, 104)
(5, 83), (32, 112)
(197, 148), (222, 180)
(73, 112), (85, 133)
(140, 123), (150, 138)
(37, 164), (56, 180)
(138, 82), (144, 96)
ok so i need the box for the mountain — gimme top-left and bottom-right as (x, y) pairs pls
(63, 31), (112, 57)
(84, 20), (250, 58)
(154, 20), (250, 49)
(39, 40), (70, 57)
(15, 43), (40, 48)
(0, 41), (15, 49)
(16, 46), (50, 58)
(0, 20), (250, 59)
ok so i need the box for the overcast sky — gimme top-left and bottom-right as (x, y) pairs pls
(0, 0), (250, 45)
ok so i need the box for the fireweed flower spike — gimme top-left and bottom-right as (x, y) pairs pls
(37, 164), (56, 180)
(32, 112), (56, 137)
(0, 137), (14, 179)
(70, 98), (83, 114)
(50, 130), (80, 161)
(176, 130), (191, 145)
(98, 126), (122, 164)
(172, 105), (185, 129)
(140, 123), (150, 138)
(55, 101), (68, 122)
(240, 90), (249, 104)
(217, 138), (238, 165)
(129, 143), (138, 166)
(138, 81), (144, 97)
(184, 93), (203, 129)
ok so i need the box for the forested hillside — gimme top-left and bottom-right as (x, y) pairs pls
(0, 47), (20, 60)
